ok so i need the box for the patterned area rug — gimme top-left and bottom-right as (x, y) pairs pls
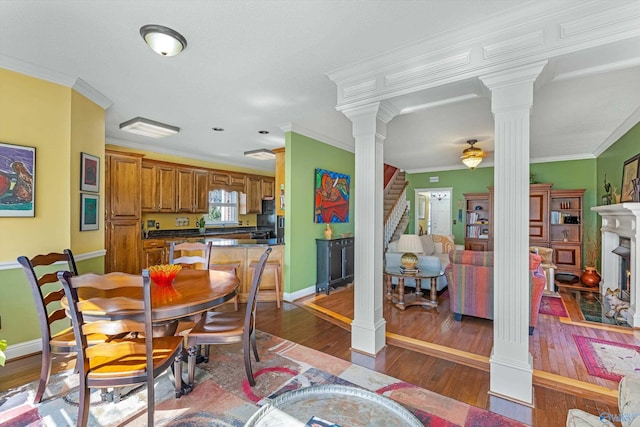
(573, 335), (640, 382)
(0, 331), (526, 426)
(539, 295), (568, 317)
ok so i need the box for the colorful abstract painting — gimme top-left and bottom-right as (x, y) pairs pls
(314, 168), (350, 223)
(0, 142), (35, 217)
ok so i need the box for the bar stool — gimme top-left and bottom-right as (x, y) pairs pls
(210, 262), (241, 311)
(249, 259), (281, 308)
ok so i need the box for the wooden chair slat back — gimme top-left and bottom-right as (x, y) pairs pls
(69, 272), (144, 290)
(17, 249), (78, 339)
(169, 241), (211, 270)
(83, 319), (145, 337)
(245, 248), (272, 332)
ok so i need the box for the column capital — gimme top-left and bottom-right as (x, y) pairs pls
(479, 61), (548, 91)
(342, 102), (399, 140)
(480, 61), (547, 113)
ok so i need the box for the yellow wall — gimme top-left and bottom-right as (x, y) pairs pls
(0, 68), (105, 352)
(71, 90), (105, 253)
(0, 68), (72, 258)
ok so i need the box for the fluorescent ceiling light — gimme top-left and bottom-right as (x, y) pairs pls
(140, 24), (187, 57)
(119, 117), (180, 138)
(244, 149), (275, 160)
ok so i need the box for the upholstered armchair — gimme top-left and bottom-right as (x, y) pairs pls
(567, 374), (640, 426)
(530, 246), (557, 292)
(444, 250), (546, 335)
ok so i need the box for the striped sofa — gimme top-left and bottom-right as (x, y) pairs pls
(444, 250), (546, 335)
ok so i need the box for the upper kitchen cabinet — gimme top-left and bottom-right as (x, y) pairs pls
(262, 176), (275, 199)
(246, 175), (262, 213)
(106, 151), (141, 220)
(141, 160), (176, 212)
(177, 167), (209, 213)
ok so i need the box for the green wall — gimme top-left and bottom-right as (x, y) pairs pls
(285, 132), (355, 295)
(406, 159), (599, 246)
(597, 121), (640, 204)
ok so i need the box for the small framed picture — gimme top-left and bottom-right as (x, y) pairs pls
(80, 193), (99, 231)
(621, 154), (640, 202)
(80, 152), (100, 193)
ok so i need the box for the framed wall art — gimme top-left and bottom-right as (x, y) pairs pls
(620, 153), (640, 203)
(314, 168), (350, 223)
(80, 152), (100, 192)
(0, 142), (35, 217)
(80, 193), (99, 231)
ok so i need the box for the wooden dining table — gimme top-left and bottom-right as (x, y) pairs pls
(68, 269), (240, 324)
(61, 268), (240, 398)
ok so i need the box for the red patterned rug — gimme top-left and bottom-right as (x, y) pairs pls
(0, 331), (526, 426)
(573, 335), (640, 382)
(539, 295), (568, 317)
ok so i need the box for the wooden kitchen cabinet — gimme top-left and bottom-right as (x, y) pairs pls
(177, 167), (209, 213)
(193, 169), (209, 212)
(106, 152), (141, 220)
(176, 167), (195, 212)
(105, 150), (142, 274)
(141, 239), (166, 268)
(262, 177), (275, 199)
(246, 176), (263, 213)
(141, 160), (176, 212)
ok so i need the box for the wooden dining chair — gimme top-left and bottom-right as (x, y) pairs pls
(209, 262), (241, 311)
(58, 270), (183, 427)
(17, 250), (92, 403)
(169, 241), (212, 270)
(186, 247), (272, 387)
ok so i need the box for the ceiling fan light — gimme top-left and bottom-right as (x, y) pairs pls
(140, 24), (187, 57)
(462, 156), (483, 169)
(461, 139), (484, 169)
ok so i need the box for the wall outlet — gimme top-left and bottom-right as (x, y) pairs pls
(175, 217), (190, 226)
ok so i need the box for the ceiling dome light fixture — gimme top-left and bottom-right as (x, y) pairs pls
(140, 24), (187, 57)
(461, 139), (485, 169)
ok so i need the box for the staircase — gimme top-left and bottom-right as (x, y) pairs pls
(383, 167), (410, 249)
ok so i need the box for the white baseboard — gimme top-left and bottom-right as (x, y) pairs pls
(5, 338), (41, 360)
(283, 285), (316, 302)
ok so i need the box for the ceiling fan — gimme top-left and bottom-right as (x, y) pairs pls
(460, 139), (487, 169)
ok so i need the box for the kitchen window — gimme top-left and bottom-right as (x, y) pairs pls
(207, 189), (239, 225)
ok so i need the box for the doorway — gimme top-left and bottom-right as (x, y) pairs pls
(414, 188), (452, 236)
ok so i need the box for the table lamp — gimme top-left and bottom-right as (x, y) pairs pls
(397, 234), (423, 269)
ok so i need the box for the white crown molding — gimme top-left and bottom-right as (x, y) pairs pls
(0, 53), (76, 87)
(592, 105), (640, 158)
(72, 78), (112, 109)
(279, 123), (354, 153)
(327, 2), (640, 112)
(105, 137), (274, 173)
(404, 152), (596, 175)
(0, 249), (106, 271)
(0, 55), (113, 110)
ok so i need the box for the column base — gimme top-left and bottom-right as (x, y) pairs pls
(489, 350), (534, 406)
(351, 318), (386, 356)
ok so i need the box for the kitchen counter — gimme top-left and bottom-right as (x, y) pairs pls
(144, 227), (273, 240)
(205, 238), (283, 247)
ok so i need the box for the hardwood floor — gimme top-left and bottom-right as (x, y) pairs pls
(0, 286), (630, 426)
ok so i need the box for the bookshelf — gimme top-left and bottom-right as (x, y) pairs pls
(464, 193), (491, 251)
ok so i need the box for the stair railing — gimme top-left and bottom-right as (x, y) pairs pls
(384, 183), (408, 248)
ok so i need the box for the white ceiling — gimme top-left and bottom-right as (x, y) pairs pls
(1, 1), (639, 173)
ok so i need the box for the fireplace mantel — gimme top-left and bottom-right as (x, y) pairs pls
(592, 203), (640, 327)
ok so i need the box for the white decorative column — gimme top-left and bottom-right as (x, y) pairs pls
(342, 102), (397, 355)
(480, 61), (546, 405)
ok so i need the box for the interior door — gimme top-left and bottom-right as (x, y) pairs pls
(415, 188), (452, 236)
